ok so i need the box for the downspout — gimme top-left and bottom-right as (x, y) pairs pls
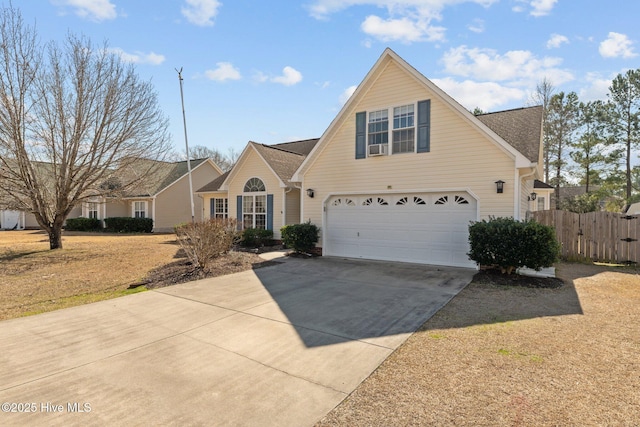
(517, 167), (537, 220)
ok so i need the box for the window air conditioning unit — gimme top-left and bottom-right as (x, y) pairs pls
(368, 144), (388, 156)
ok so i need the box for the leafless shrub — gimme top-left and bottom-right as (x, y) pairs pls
(175, 219), (240, 270)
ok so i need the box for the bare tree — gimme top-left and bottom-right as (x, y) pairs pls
(0, 6), (171, 249)
(529, 78), (556, 183)
(181, 144), (239, 171)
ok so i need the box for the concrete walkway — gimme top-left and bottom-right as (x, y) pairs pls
(0, 255), (474, 426)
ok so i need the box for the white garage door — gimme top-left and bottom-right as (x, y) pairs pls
(325, 192), (477, 268)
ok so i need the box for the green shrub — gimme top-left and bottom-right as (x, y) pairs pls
(241, 228), (274, 247)
(280, 221), (319, 254)
(468, 217), (560, 274)
(175, 219), (240, 269)
(104, 217), (153, 233)
(65, 217), (102, 231)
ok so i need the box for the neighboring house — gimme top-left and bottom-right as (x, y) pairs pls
(199, 48), (545, 269)
(196, 139), (318, 239)
(551, 185), (602, 210)
(82, 158), (223, 232)
(533, 179), (554, 211)
(626, 202), (640, 215)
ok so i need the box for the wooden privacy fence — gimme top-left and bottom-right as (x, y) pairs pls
(531, 210), (640, 264)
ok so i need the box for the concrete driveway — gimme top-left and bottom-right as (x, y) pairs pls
(0, 255), (474, 426)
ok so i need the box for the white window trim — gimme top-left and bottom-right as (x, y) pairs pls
(366, 101), (418, 156)
(132, 201), (148, 219)
(211, 197), (229, 219)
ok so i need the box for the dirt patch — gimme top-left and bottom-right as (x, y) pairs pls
(317, 262), (640, 426)
(144, 251), (279, 289)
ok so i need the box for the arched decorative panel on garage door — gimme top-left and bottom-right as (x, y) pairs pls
(325, 192), (477, 268)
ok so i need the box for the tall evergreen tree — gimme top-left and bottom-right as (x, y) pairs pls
(547, 92), (579, 208)
(607, 69), (640, 202)
(570, 100), (616, 192)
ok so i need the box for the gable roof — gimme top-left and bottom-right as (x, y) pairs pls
(475, 106), (543, 163)
(201, 138), (320, 192)
(124, 158), (221, 197)
(293, 48), (537, 181)
(196, 170), (230, 193)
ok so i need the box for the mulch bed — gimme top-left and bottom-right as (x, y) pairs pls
(472, 268), (564, 288)
(141, 251), (281, 289)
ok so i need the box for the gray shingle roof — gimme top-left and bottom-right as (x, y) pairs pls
(123, 158), (209, 197)
(476, 106), (543, 163)
(196, 170), (230, 193)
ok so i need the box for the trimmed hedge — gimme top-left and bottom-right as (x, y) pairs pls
(280, 221), (319, 254)
(104, 217), (153, 233)
(65, 217), (101, 231)
(241, 228), (274, 247)
(468, 217), (560, 274)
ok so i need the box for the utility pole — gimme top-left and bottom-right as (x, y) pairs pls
(176, 67), (195, 223)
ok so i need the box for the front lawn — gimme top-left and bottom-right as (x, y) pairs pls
(0, 230), (266, 320)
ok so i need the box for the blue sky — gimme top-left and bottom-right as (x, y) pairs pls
(16, 0), (640, 157)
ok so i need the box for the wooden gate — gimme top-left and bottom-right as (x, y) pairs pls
(531, 210), (640, 264)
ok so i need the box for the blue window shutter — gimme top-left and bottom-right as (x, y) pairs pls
(236, 195), (242, 230)
(417, 100), (431, 153)
(210, 198), (215, 218)
(355, 111), (366, 159)
(266, 194), (274, 231)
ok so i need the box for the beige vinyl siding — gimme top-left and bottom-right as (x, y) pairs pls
(303, 61), (517, 245)
(105, 200), (128, 218)
(201, 191), (228, 219)
(285, 188), (300, 226)
(24, 212), (39, 229)
(521, 178), (535, 218)
(153, 162), (221, 232)
(227, 148), (285, 239)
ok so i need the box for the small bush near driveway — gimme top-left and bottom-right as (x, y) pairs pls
(281, 221), (319, 254)
(175, 219), (240, 270)
(468, 217), (560, 274)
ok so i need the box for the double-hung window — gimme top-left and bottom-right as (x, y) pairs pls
(356, 99), (430, 159)
(85, 202), (99, 219)
(392, 104), (415, 153)
(242, 178), (267, 229)
(210, 198), (228, 219)
(368, 110), (388, 145)
(134, 201), (147, 218)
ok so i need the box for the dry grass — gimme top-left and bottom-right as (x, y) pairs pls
(0, 230), (266, 321)
(317, 263), (640, 426)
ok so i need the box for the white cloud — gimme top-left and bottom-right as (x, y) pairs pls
(253, 71), (269, 83)
(181, 0), (222, 27)
(579, 73), (613, 102)
(339, 85), (358, 105)
(52, 0), (117, 21)
(271, 66), (303, 86)
(108, 48), (165, 65)
(441, 45), (574, 86)
(467, 19), (485, 34)
(530, 0), (557, 16)
(547, 33), (569, 49)
(308, 0), (498, 44)
(204, 62), (241, 82)
(599, 32), (637, 59)
(432, 78), (525, 111)
(361, 15), (445, 43)
(512, 0), (557, 16)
